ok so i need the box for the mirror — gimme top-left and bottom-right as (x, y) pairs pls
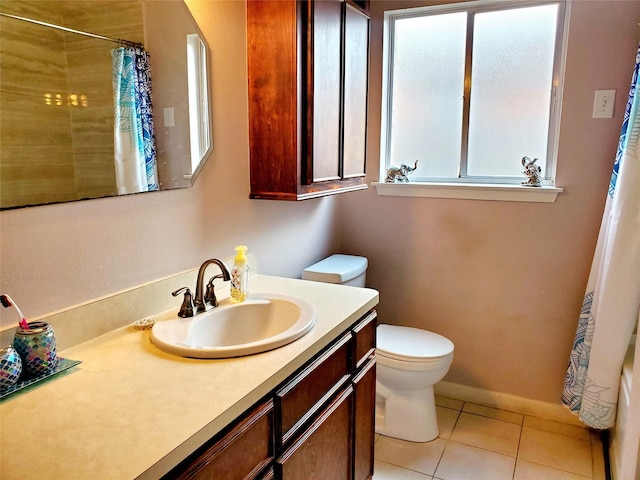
(0, 0), (212, 210)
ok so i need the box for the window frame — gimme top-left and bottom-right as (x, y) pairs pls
(378, 0), (568, 193)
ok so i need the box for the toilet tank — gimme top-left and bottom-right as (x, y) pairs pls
(302, 254), (368, 287)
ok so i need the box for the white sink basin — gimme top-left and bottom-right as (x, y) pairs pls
(150, 294), (316, 358)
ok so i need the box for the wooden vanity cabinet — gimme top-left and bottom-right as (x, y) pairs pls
(247, 0), (370, 201)
(165, 310), (377, 480)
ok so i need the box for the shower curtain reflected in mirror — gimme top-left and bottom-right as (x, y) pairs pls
(112, 46), (159, 194)
(562, 42), (640, 429)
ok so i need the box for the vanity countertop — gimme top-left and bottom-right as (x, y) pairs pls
(0, 275), (379, 480)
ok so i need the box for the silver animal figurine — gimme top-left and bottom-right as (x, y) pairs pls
(521, 156), (542, 187)
(385, 160), (418, 183)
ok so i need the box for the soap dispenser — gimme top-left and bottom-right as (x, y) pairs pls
(230, 245), (249, 302)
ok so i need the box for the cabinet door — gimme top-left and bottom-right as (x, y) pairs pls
(353, 357), (376, 480)
(170, 400), (274, 480)
(277, 386), (354, 480)
(306, 0), (342, 184)
(342, 3), (369, 179)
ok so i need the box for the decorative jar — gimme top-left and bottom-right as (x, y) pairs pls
(0, 346), (22, 388)
(13, 322), (58, 377)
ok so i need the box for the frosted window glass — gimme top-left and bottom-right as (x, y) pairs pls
(389, 13), (466, 178)
(467, 5), (558, 177)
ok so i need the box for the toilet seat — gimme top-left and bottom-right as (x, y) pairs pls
(377, 324), (454, 362)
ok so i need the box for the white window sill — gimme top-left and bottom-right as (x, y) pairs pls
(371, 182), (563, 203)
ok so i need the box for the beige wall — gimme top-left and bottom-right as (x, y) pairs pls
(1, 0), (638, 407)
(0, 0), (340, 324)
(338, 0), (640, 403)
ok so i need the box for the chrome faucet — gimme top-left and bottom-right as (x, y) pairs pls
(172, 258), (231, 317)
(194, 258), (231, 313)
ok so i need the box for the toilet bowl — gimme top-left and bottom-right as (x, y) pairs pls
(376, 324), (454, 442)
(302, 255), (455, 443)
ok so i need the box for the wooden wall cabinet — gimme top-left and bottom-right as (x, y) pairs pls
(247, 0), (370, 201)
(166, 311), (377, 480)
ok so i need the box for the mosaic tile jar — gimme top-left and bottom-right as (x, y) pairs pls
(0, 346), (22, 388)
(13, 322), (58, 378)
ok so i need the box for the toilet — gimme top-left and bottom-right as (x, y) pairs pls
(303, 254), (455, 443)
(375, 325), (454, 442)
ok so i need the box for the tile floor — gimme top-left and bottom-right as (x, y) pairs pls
(373, 396), (606, 480)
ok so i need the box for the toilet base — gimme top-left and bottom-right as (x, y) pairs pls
(375, 383), (439, 442)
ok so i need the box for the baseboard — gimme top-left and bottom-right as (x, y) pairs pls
(434, 380), (584, 426)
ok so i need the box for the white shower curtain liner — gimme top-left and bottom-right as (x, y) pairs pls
(562, 43), (640, 429)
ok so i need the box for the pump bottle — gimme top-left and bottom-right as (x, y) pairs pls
(230, 245), (249, 302)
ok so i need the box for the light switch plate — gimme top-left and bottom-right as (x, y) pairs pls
(593, 90), (616, 118)
(163, 107), (175, 127)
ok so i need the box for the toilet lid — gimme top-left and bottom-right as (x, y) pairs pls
(377, 324), (454, 361)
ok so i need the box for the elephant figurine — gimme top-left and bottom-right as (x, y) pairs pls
(521, 156), (542, 187)
(385, 160), (419, 183)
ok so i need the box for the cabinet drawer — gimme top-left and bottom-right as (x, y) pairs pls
(276, 386), (354, 480)
(353, 311), (377, 370)
(171, 400), (274, 480)
(276, 332), (351, 445)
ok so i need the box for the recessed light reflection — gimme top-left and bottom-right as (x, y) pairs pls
(43, 93), (89, 107)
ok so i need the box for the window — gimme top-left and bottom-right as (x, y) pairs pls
(187, 33), (211, 174)
(378, 0), (567, 200)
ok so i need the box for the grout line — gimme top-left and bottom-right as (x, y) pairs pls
(512, 420), (525, 479)
(516, 458), (596, 479)
(375, 398), (604, 480)
(429, 406), (462, 478)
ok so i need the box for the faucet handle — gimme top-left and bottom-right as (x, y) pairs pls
(172, 287), (195, 318)
(205, 275), (224, 307)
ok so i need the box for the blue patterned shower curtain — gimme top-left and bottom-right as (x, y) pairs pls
(112, 46), (159, 194)
(562, 44), (640, 429)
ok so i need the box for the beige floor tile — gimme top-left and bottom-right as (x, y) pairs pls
(463, 402), (524, 425)
(434, 441), (516, 480)
(373, 460), (433, 480)
(435, 395), (463, 411)
(449, 412), (522, 457)
(523, 416), (591, 441)
(375, 435), (447, 476)
(518, 426), (592, 477)
(514, 459), (591, 480)
(437, 406), (460, 439)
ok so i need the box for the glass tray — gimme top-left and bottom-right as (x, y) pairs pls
(0, 358), (82, 400)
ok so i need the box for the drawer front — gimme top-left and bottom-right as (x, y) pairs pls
(276, 332), (351, 445)
(353, 311), (377, 370)
(173, 400), (274, 480)
(277, 386), (354, 480)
